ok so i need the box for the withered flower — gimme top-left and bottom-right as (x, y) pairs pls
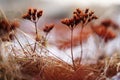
(28, 8), (32, 15)
(89, 11), (94, 16)
(101, 19), (119, 29)
(61, 8), (98, 70)
(43, 24), (54, 33)
(0, 20), (10, 37)
(61, 8), (98, 29)
(0, 19), (19, 41)
(22, 14), (31, 20)
(37, 10), (43, 18)
(85, 8), (89, 13)
(10, 20), (19, 30)
(22, 8), (43, 22)
(22, 8), (43, 53)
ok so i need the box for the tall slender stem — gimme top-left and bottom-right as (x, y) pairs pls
(71, 28), (76, 70)
(33, 22), (37, 53)
(79, 24), (84, 65)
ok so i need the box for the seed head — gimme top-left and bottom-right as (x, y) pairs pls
(0, 19), (19, 41)
(85, 8), (89, 13)
(43, 24), (54, 33)
(22, 14), (31, 20)
(28, 8), (32, 15)
(89, 11), (94, 16)
(10, 20), (19, 30)
(37, 10), (43, 18)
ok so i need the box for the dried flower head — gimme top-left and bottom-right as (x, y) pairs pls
(22, 14), (31, 20)
(28, 8), (32, 15)
(85, 8), (89, 13)
(0, 20), (10, 36)
(22, 8), (43, 22)
(37, 10), (43, 18)
(43, 24), (54, 33)
(61, 8), (98, 29)
(0, 19), (19, 41)
(92, 25), (116, 42)
(10, 20), (20, 30)
(101, 19), (119, 29)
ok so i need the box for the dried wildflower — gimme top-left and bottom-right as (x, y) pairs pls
(43, 24), (54, 33)
(85, 8), (89, 13)
(92, 25), (116, 42)
(37, 10), (43, 18)
(22, 8), (43, 22)
(22, 14), (31, 20)
(0, 20), (10, 37)
(10, 20), (19, 30)
(61, 8), (98, 70)
(89, 11), (94, 16)
(28, 8), (32, 15)
(0, 19), (19, 41)
(101, 19), (119, 29)
(22, 8), (43, 52)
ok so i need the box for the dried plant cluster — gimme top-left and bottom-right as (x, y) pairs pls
(61, 8), (98, 29)
(61, 8), (98, 71)
(22, 8), (54, 52)
(0, 19), (19, 41)
(0, 7), (119, 80)
(92, 19), (118, 42)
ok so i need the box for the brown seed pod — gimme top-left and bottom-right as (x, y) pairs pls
(43, 24), (54, 33)
(89, 11), (94, 16)
(33, 8), (37, 15)
(37, 10), (43, 18)
(85, 8), (89, 13)
(28, 8), (32, 15)
(22, 14), (31, 20)
(10, 20), (19, 30)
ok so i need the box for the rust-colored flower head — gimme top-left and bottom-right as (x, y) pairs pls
(32, 9), (37, 18)
(37, 10), (43, 18)
(89, 11), (94, 16)
(10, 20), (19, 30)
(92, 15), (98, 20)
(0, 20), (10, 34)
(28, 8), (32, 15)
(22, 8), (43, 22)
(61, 18), (70, 26)
(85, 8), (89, 13)
(43, 24), (54, 33)
(62, 8), (98, 29)
(101, 19), (119, 29)
(0, 19), (19, 41)
(22, 14), (31, 20)
(76, 8), (81, 14)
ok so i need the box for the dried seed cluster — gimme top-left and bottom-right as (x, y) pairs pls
(0, 19), (19, 41)
(61, 8), (98, 29)
(43, 24), (54, 33)
(101, 19), (119, 29)
(22, 8), (43, 21)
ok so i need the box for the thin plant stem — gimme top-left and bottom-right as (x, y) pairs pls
(33, 22), (38, 53)
(70, 28), (76, 71)
(79, 24), (84, 65)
